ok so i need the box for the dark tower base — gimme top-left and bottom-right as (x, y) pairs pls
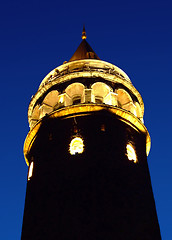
(22, 110), (161, 240)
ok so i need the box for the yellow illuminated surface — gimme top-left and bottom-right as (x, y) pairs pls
(24, 105), (151, 165)
(28, 59), (144, 124)
(133, 104), (137, 117)
(59, 95), (64, 103)
(69, 137), (84, 155)
(28, 162), (34, 180)
(126, 144), (137, 163)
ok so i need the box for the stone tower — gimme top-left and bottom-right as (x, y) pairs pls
(21, 28), (161, 239)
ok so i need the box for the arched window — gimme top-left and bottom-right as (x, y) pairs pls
(30, 105), (40, 128)
(65, 83), (85, 106)
(31, 105), (40, 120)
(117, 89), (136, 115)
(39, 90), (59, 118)
(42, 90), (59, 108)
(117, 89), (132, 106)
(28, 162), (34, 180)
(126, 144), (137, 163)
(134, 102), (143, 120)
(69, 137), (84, 155)
(91, 82), (112, 104)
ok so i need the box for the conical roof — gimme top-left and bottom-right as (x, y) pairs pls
(69, 27), (100, 62)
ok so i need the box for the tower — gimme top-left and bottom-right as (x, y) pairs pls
(22, 28), (161, 239)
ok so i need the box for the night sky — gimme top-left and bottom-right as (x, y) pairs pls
(1, 0), (171, 239)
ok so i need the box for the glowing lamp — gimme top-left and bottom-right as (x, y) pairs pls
(126, 144), (137, 163)
(69, 137), (84, 155)
(28, 162), (34, 181)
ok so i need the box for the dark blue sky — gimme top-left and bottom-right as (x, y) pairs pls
(1, 0), (171, 239)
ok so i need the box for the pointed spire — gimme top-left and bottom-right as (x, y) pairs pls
(68, 26), (100, 62)
(82, 25), (87, 40)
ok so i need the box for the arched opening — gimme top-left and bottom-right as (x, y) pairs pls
(39, 90), (59, 118)
(91, 82), (112, 104)
(43, 90), (59, 107)
(117, 89), (132, 106)
(126, 143), (137, 163)
(30, 105), (40, 128)
(65, 83), (85, 106)
(69, 137), (84, 155)
(28, 162), (34, 181)
(134, 102), (143, 121)
(117, 89), (136, 114)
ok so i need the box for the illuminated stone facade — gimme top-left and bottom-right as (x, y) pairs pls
(21, 29), (161, 239)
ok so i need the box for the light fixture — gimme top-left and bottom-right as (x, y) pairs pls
(126, 143), (137, 163)
(69, 137), (84, 155)
(28, 161), (34, 180)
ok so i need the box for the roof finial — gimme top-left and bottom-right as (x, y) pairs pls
(82, 25), (87, 40)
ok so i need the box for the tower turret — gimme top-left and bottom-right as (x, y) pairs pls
(22, 29), (161, 240)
